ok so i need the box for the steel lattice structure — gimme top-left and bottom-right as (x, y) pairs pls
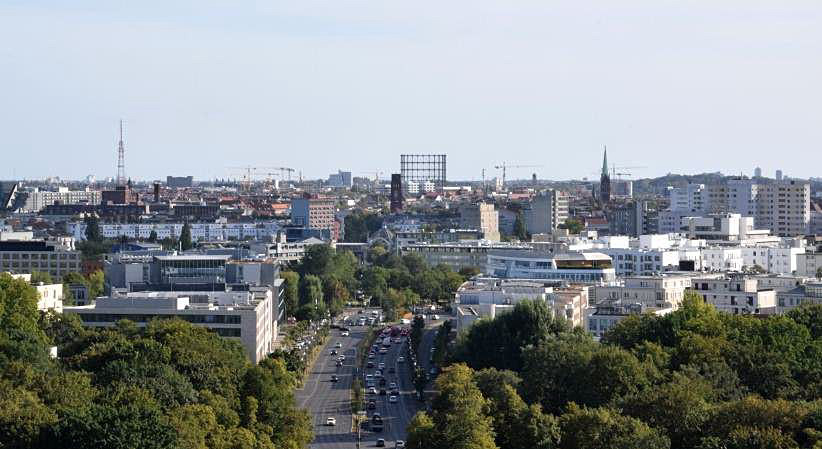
(400, 154), (446, 194)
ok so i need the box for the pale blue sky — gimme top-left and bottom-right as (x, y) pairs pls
(2, 1), (821, 182)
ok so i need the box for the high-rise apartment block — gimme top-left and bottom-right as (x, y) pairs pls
(523, 190), (568, 235)
(291, 195), (338, 240)
(20, 187), (101, 212)
(663, 179), (810, 237)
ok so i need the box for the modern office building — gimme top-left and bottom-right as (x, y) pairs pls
(523, 190), (568, 235)
(401, 241), (531, 271)
(65, 290), (275, 363)
(166, 176), (194, 188)
(0, 238), (82, 279)
(486, 251), (616, 283)
(327, 171), (352, 188)
(459, 203), (500, 242)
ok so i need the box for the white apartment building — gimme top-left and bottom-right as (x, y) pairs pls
(6, 273), (64, 312)
(777, 283), (822, 314)
(691, 276), (777, 315)
(69, 221), (281, 242)
(741, 246), (805, 274)
(21, 187), (101, 212)
(586, 302), (673, 340)
(454, 280), (588, 328)
(796, 253), (822, 278)
(664, 180), (810, 237)
(668, 184), (709, 212)
(65, 290), (275, 363)
(700, 247), (744, 272)
(593, 275), (693, 310)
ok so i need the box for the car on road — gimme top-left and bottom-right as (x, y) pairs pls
(433, 314), (440, 320)
(326, 417), (336, 426)
(376, 438), (385, 447)
(341, 331), (350, 336)
(336, 360), (343, 367)
(388, 395), (398, 403)
(369, 353), (375, 359)
(397, 356), (405, 363)
(367, 361), (374, 368)
(378, 362), (385, 370)
(389, 382), (397, 389)
(368, 387), (378, 395)
(390, 389), (399, 396)
(379, 388), (387, 396)
(338, 355), (345, 361)
(331, 350), (337, 355)
(330, 375), (339, 382)
(335, 342), (342, 348)
(367, 400), (376, 410)
(395, 441), (405, 448)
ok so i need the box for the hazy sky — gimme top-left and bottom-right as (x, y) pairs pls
(2, 1), (821, 182)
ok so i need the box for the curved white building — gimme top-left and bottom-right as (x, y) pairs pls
(486, 251), (615, 283)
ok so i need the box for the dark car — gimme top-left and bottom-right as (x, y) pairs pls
(367, 400), (376, 410)
(379, 388), (387, 396)
(367, 361), (374, 368)
(376, 439), (385, 447)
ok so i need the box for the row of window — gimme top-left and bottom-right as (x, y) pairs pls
(0, 253), (78, 260)
(77, 313), (242, 324)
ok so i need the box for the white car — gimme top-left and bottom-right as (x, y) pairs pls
(397, 356), (405, 363)
(433, 314), (440, 320)
(326, 417), (336, 426)
(341, 331), (350, 336)
(368, 387), (378, 394)
(378, 362), (385, 370)
(396, 441), (405, 448)
(389, 395), (398, 403)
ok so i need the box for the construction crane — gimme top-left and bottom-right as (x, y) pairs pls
(272, 167), (295, 181)
(227, 166), (281, 192)
(358, 171), (384, 183)
(494, 163), (543, 188)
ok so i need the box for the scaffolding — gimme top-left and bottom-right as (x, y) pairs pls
(400, 154), (447, 194)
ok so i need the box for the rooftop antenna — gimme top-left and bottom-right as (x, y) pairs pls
(116, 120), (126, 186)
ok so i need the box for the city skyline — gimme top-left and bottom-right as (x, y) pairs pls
(2, 1), (821, 181)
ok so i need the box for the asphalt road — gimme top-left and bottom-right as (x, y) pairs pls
(359, 326), (418, 448)
(296, 316), (363, 449)
(296, 309), (422, 449)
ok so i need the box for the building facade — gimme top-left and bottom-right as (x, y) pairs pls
(291, 195), (337, 240)
(65, 290), (274, 363)
(459, 203), (500, 242)
(523, 190), (569, 235)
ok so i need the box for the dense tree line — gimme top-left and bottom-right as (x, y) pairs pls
(420, 295), (822, 449)
(0, 273), (312, 449)
(282, 245), (468, 321)
(342, 211), (383, 243)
